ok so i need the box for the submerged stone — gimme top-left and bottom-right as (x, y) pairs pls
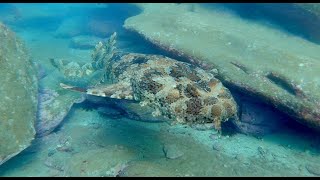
(36, 71), (85, 137)
(233, 96), (288, 137)
(0, 22), (38, 165)
(124, 3), (320, 131)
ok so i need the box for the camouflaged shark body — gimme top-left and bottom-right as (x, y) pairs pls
(61, 52), (238, 130)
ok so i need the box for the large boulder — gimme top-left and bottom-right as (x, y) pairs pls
(36, 70), (85, 137)
(123, 3), (320, 131)
(0, 22), (38, 165)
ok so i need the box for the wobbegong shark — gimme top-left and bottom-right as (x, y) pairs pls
(52, 32), (238, 131)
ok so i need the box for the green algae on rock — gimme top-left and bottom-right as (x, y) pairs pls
(0, 22), (38, 165)
(123, 3), (320, 130)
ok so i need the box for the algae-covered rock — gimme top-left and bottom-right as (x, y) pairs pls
(124, 3), (320, 130)
(36, 70), (85, 137)
(0, 22), (38, 165)
(233, 96), (288, 137)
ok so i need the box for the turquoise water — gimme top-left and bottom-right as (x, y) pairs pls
(0, 3), (320, 177)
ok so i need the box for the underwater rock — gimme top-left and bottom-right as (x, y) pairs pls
(163, 144), (184, 159)
(69, 35), (103, 50)
(0, 22), (38, 165)
(36, 71), (85, 137)
(124, 3), (320, 131)
(36, 88), (85, 137)
(233, 96), (288, 137)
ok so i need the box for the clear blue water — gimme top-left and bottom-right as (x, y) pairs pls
(0, 3), (319, 177)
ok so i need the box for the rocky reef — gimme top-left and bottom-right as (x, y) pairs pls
(0, 22), (38, 165)
(36, 85), (85, 137)
(124, 3), (320, 131)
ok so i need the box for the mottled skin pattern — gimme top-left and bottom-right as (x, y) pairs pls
(65, 53), (238, 131)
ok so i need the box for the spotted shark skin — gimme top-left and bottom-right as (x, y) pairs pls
(61, 52), (238, 131)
